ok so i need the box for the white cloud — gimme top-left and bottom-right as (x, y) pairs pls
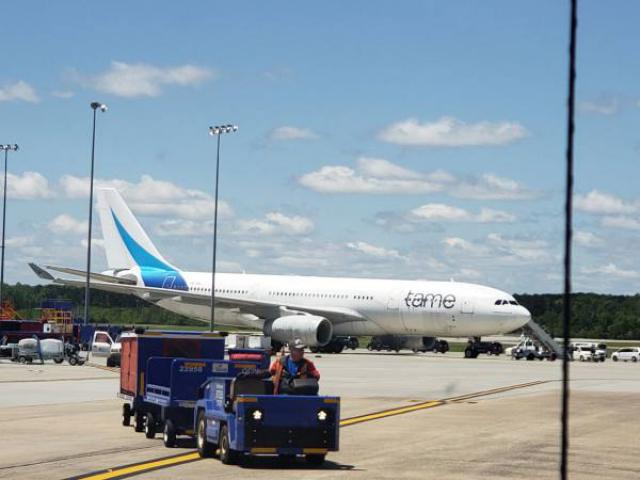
(48, 214), (87, 235)
(578, 96), (620, 115)
(155, 219), (212, 237)
(356, 157), (422, 179)
(52, 90), (75, 99)
(234, 212), (314, 236)
(442, 237), (483, 253)
(299, 158), (534, 201)
(80, 238), (104, 250)
(0, 81), (39, 103)
(575, 190), (637, 215)
(378, 116), (528, 147)
(453, 174), (536, 200)
(574, 231), (602, 247)
(78, 61), (213, 98)
(409, 203), (515, 223)
(59, 174), (232, 220)
(583, 263), (639, 279)
(346, 241), (404, 260)
(298, 159), (443, 194)
(487, 233), (550, 261)
(269, 126), (318, 141)
(601, 216), (640, 231)
(6, 236), (35, 247)
(7, 172), (54, 199)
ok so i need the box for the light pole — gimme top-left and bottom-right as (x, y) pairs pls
(83, 102), (107, 325)
(0, 144), (18, 314)
(208, 124), (238, 332)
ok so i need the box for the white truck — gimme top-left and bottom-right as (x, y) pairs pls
(571, 342), (607, 362)
(90, 330), (122, 367)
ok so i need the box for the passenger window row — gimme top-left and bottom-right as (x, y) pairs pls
(267, 291), (374, 301)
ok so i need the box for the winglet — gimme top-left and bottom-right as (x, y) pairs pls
(29, 263), (55, 281)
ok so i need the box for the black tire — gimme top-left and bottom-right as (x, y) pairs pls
(145, 413), (156, 439)
(54, 357), (64, 364)
(612, 356), (618, 362)
(106, 357), (114, 367)
(632, 357), (638, 363)
(196, 412), (216, 458)
(122, 403), (131, 426)
(219, 424), (239, 465)
(68, 356), (78, 366)
(18, 356), (27, 364)
(306, 454), (326, 466)
(163, 419), (177, 448)
(333, 343), (344, 354)
(367, 344), (373, 351)
(526, 353), (535, 361)
(134, 411), (144, 432)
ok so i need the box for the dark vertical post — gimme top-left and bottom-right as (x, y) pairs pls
(561, 1), (578, 479)
(84, 106), (99, 325)
(210, 132), (221, 332)
(0, 148), (8, 311)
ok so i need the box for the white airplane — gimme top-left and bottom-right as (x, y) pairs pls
(30, 188), (531, 349)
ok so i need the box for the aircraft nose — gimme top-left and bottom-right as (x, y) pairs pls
(512, 305), (531, 329)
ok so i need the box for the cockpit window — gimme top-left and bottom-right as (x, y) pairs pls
(509, 300), (518, 305)
(495, 299), (502, 305)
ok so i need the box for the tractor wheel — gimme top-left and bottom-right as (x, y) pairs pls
(196, 412), (216, 457)
(122, 403), (132, 426)
(219, 424), (240, 465)
(145, 413), (156, 439)
(163, 419), (177, 448)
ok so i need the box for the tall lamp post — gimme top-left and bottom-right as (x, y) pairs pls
(0, 144), (18, 314)
(83, 102), (107, 325)
(208, 124), (238, 332)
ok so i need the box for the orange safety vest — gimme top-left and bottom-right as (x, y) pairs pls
(271, 355), (311, 394)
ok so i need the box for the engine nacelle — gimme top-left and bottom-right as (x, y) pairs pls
(265, 315), (333, 347)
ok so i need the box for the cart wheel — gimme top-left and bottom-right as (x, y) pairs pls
(68, 356), (78, 366)
(54, 358), (64, 364)
(219, 424), (239, 465)
(163, 419), (177, 448)
(18, 356), (27, 364)
(305, 454), (326, 466)
(134, 411), (144, 432)
(122, 403), (132, 427)
(145, 413), (156, 439)
(196, 412), (216, 458)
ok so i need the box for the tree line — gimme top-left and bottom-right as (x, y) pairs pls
(2, 284), (639, 339)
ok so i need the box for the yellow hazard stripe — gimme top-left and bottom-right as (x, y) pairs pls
(339, 400), (443, 427)
(74, 452), (200, 480)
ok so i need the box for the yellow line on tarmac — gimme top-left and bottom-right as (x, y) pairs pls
(70, 452), (200, 480)
(72, 380), (549, 480)
(339, 400), (444, 427)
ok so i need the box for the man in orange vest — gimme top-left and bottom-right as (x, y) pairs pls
(269, 339), (320, 394)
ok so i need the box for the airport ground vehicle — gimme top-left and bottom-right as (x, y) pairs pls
(464, 338), (503, 358)
(143, 350), (269, 447)
(310, 336), (359, 354)
(12, 337), (64, 364)
(119, 332), (225, 432)
(507, 336), (557, 361)
(195, 374), (340, 465)
(611, 347), (640, 362)
(572, 345), (595, 362)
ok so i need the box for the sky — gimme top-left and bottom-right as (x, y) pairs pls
(0, 1), (638, 294)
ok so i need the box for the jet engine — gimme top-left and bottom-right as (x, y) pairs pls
(265, 315), (333, 347)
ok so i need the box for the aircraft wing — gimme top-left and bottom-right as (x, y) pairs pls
(29, 264), (367, 325)
(45, 265), (137, 285)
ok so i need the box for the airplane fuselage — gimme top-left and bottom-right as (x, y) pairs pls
(126, 270), (530, 338)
